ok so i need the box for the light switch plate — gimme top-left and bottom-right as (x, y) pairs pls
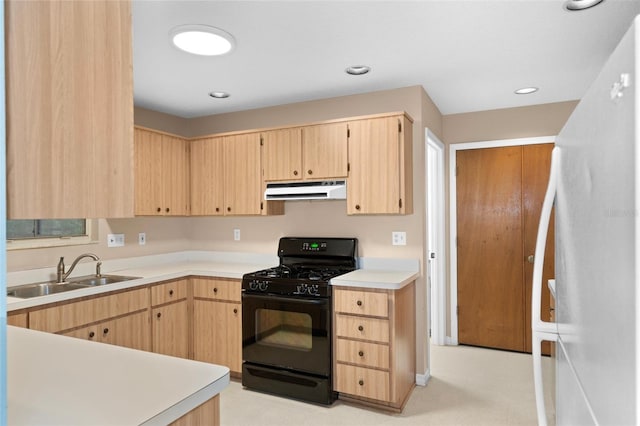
(138, 233), (146, 245)
(234, 229), (241, 241)
(107, 233), (125, 248)
(392, 231), (407, 246)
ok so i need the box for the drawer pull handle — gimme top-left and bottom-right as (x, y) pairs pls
(166, 207), (170, 213)
(358, 379), (364, 386)
(356, 300), (363, 306)
(213, 288), (218, 293)
(157, 312), (162, 319)
(169, 290), (174, 296)
(233, 308), (238, 314)
(103, 328), (109, 335)
(89, 331), (95, 339)
(358, 350), (364, 357)
(358, 325), (364, 332)
(156, 207), (161, 212)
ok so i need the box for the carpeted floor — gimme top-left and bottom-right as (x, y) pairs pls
(220, 344), (554, 425)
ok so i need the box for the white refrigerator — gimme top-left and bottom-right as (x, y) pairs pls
(532, 14), (640, 426)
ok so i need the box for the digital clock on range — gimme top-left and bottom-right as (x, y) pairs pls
(302, 242), (327, 251)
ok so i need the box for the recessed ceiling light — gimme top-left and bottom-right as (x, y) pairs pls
(209, 91), (230, 99)
(345, 65), (371, 76)
(170, 25), (235, 56)
(514, 87), (539, 95)
(563, 0), (605, 11)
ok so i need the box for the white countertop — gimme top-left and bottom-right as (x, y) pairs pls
(8, 326), (230, 425)
(330, 269), (419, 290)
(7, 251), (421, 311)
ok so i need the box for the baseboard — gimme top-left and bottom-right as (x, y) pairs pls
(416, 369), (430, 386)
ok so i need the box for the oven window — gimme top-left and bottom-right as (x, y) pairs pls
(255, 309), (312, 351)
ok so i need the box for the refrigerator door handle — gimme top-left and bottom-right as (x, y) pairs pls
(532, 146), (561, 426)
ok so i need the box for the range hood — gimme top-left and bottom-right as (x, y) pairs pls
(264, 180), (346, 200)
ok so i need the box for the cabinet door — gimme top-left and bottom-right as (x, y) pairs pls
(223, 133), (262, 215)
(347, 116), (411, 215)
(191, 137), (225, 215)
(163, 135), (190, 216)
(6, 0), (133, 219)
(135, 128), (165, 215)
(193, 300), (242, 373)
(100, 311), (150, 352)
(62, 324), (100, 343)
(152, 301), (189, 358)
(303, 123), (348, 179)
(262, 128), (303, 181)
(7, 312), (27, 328)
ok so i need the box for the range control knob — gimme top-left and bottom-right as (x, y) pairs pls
(258, 281), (269, 292)
(296, 284), (307, 295)
(308, 284), (320, 296)
(249, 280), (259, 291)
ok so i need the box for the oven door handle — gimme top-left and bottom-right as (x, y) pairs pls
(242, 293), (329, 305)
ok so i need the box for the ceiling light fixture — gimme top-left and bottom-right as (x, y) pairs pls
(170, 24), (235, 56)
(345, 65), (371, 76)
(514, 87), (539, 95)
(209, 91), (230, 99)
(563, 0), (605, 11)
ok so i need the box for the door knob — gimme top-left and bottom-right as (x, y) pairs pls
(527, 255), (535, 264)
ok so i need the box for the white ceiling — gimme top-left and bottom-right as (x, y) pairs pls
(132, 0), (640, 118)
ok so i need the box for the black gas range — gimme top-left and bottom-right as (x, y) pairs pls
(241, 237), (357, 405)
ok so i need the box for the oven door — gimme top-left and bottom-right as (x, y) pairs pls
(242, 292), (331, 377)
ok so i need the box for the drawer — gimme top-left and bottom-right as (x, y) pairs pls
(192, 277), (241, 302)
(336, 364), (390, 402)
(335, 314), (389, 343)
(334, 288), (388, 317)
(336, 338), (389, 369)
(151, 279), (188, 306)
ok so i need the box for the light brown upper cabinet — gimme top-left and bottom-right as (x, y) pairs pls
(347, 114), (413, 215)
(190, 137), (225, 216)
(134, 127), (190, 216)
(5, 0), (134, 219)
(262, 123), (349, 182)
(223, 133), (264, 215)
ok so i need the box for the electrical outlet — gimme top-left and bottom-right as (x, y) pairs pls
(107, 233), (125, 248)
(392, 231), (407, 246)
(138, 233), (146, 245)
(234, 229), (241, 241)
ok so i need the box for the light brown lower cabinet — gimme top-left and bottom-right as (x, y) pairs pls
(62, 311), (150, 352)
(152, 301), (189, 358)
(170, 395), (220, 426)
(193, 299), (242, 375)
(7, 312), (27, 328)
(333, 283), (416, 412)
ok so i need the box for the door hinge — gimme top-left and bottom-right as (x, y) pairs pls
(398, 120), (402, 133)
(347, 163), (350, 172)
(456, 305), (459, 315)
(429, 328), (432, 338)
(399, 198), (403, 208)
(347, 128), (350, 138)
(260, 136), (264, 146)
(455, 165), (459, 176)
(260, 202), (264, 210)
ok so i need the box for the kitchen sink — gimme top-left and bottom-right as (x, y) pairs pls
(67, 274), (139, 286)
(7, 275), (141, 299)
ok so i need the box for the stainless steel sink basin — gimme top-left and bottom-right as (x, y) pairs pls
(7, 282), (91, 298)
(67, 274), (139, 286)
(7, 275), (141, 298)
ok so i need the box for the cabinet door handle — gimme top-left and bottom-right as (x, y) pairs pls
(227, 207), (231, 212)
(355, 204), (361, 211)
(215, 207), (220, 212)
(307, 169), (313, 175)
(157, 312), (162, 318)
(89, 331), (95, 339)
(103, 328), (109, 335)
(358, 379), (364, 386)
(169, 290), (174, 296)
(156, 207), (161, 212)
(358, 325), (364, 332)
(213, 287), (218, 293)
(358, 350), (364, 357)
(356, 300), (363, 306)
(233, 308), (238, 314)
(166, 207), (170, 213)
(293, 170), (298, 176)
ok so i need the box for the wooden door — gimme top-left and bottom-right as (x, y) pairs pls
(223, 133), (262, 215)
(134, 128), (164, 215)
(190, 137), (224, 215)
(302, 123), (349, 179)
(100, 311), (150, 351)
(347, 117), (401, 214)
(457, 143), (554, 353)
(193, 300), (242, 373)
(152, 301), (189, 358)
(163, 135), (190, 215)
(261, 128), (302, 181)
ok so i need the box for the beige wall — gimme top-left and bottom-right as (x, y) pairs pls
(134, 106), (190, 136)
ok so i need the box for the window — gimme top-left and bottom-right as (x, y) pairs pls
(6, 219), (96, 250)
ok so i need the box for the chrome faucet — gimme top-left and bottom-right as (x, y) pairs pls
(57, 253), (102, 283)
